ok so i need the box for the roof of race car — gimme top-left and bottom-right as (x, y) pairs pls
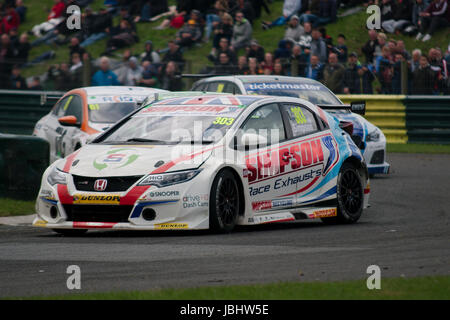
(82, 86), (167, 96)
(198, 75), (323, 85)
(150, 94), (267, 106)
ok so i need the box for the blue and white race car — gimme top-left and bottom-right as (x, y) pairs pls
(192, 75), (389, 175)
(34, 94), (370, 234)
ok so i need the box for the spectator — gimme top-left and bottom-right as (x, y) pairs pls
(334, 34), (348, 64)
(80, 7), (113, 48)
(134, 0), (169, 23)
(284, 15), (304, 43)
(321, 52), (345, 93)
(214, 52), (238, 74)
(1, 5), (20, 34)
(29, 76), (43, 90)
(273, 61), (286, 75)
(298, 21), (312, 48)
(105, 19), (138, 54)
(310, 28), (327, 63)
(412, 0), (430, 28)
(205, 0), (228, 41)
(395, 40), (411, 60)
(362, 29), (379, 64)
(290, 44), (310, 76)
(116, 56), (143, 86)
(10, 65), (26, 89)
(69, 52), (83, 88)
(138, 60), (159, 87)
(262, 0), (302, 29)
(306, 54), (324, 80)
(91, 56), (121, 86)
(140, 40), (161, 64)
(162, 40), (185, 70)
(380, 0), (396, 30)
(416, 0), (449, 42)
(261, 52), (275, 74)
(410, 48), (422, 72)
(69, 37), (86, 60)
(246, 57), (263, 75)
(208, 37), (237, 65)
(175, 19), (202, 48)
(376, 46), (394, 93)
(14, 33), (30, 66)
(55, 63), (73, 91)
(30, 0), (66, 37)
(212, 12), (234, 48)
(0, 34), (14, 88)
(246, 39), (265, 63)
(382, 0), (413, 34)
(15, 0), (27, 23)
(159, 60), (182, 91)
(412, 54), (438, 93)
(298, 0), (337, 27)
(231, 11), (252, 51)
(274, 39), (294, 61)
(343, 52), (361, 94)
(373, 32), (387, 61)
(237, 55), (249, 74)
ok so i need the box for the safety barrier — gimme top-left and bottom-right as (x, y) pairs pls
(0, 134), (49, 200)
(0, 89), (63, 135)
(337, 95), (450, 144)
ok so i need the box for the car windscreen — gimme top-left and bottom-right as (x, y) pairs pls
(243, 82), (342, 105)
(99, 104), (244, 144)
(88, 102), (138, 123)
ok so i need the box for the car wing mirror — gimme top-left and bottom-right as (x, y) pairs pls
(58, 116), (80, 127)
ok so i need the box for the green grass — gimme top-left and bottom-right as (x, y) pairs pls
(16, 275), (450, 300)
(388, 143), (450, 154)
(18, 1), (448, 86)
(0, 198), (35, 217)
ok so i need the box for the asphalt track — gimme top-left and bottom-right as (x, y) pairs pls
(0, 153), (449, 298)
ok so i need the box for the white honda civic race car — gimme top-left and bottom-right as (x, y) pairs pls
(192, 75), (389, 175)
(33, 94), (371, 234)
(33, 86), (167, 163)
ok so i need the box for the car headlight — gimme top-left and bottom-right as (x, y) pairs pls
(366, 130), (381, 142)
(138, 169), (202, 188)
(47, 167), (68, 186)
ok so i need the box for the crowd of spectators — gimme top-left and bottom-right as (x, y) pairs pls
(0, 0), (448, 94)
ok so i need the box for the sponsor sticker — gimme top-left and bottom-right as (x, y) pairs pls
(154, 223), (189, 229)
(252, 200), (272, 211)
(73, 194), (121, 205)
(33, 219), (48, 227)
(310, 208), (337, 218)
(149, 191), (180, 197)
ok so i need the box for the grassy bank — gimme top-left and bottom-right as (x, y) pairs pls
(19, 275), (450, 300)
(0, 198), (35, 217)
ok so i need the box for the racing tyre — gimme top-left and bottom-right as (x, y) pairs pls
(322, 162), (363, 224)
(52, 229), (88, 236)
(210, 169), (240, 233)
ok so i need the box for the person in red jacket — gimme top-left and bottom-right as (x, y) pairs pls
(48, 0), (66, 21)
(416, 0), (449, 41)
(1, 5), (21, 35)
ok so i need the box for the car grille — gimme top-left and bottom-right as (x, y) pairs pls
(72, 175), (143, 192)
(63, 205), (133, 223)
(370, 150), (385, 164)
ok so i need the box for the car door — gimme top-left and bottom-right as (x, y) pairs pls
(279, 103), (334, 205)
(238, 103), (300, 212)
(46, 94), (83, 160)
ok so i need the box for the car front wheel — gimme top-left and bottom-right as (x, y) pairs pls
(322, 162), (363, 224)
(209, 169), (240, 233)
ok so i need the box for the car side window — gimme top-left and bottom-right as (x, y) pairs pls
(206, 82), (226, 93)
(53, 96), (72, 117)
(63, 95), (83, 123)
(193, 82), (206, 91)
(241, 103), (286, 144)
(223, 82), (241, 94)
(281, 104), (319, 138)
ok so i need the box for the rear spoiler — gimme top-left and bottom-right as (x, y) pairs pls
(317, 101), (366, 116)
